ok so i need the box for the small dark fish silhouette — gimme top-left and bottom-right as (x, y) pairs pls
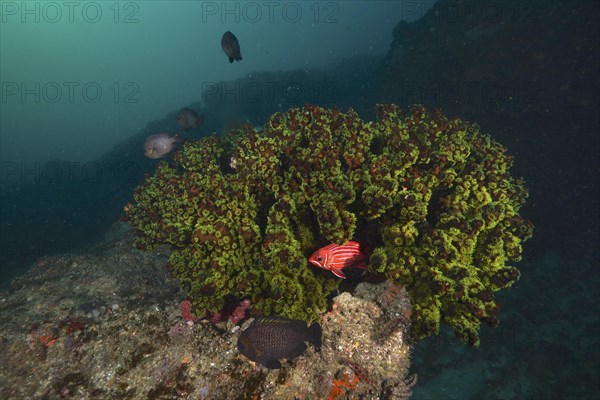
(221, 31), (242, 63)
(237, 316), (321, 369)
(176, 107), (204, 131)
(144, 133), (182, 159)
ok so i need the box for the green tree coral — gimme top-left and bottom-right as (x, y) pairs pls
(127, 104), (532, 345)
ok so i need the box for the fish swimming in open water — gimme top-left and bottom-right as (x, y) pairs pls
(308, 241), (368, 279)
(144, 133), (182, 159)
(176, 107), (204, 131)
(237, 317), (321, 369)
(221, 31), (242, 63)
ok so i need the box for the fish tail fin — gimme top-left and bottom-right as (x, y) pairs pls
(349, 240), (372, 263)
(307, 322), (322, 350)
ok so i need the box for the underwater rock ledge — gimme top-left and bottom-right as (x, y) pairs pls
(0, 224), (413, 399)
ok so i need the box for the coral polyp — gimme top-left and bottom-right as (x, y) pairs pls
(127, 104), (532, 345)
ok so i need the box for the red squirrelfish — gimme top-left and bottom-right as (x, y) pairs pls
(308, 241), (368, 279)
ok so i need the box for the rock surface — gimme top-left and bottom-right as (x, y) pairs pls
(0, 222), (414, 399)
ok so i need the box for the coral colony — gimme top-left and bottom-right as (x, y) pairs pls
(126, 104), (532, 346)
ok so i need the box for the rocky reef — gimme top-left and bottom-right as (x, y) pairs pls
(0, 224), (414, 399)
(126, 104), (532, 346)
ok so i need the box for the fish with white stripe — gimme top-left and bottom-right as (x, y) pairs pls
(308, 241), (368, 279)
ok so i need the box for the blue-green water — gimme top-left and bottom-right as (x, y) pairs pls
(1, 1), (598, 399)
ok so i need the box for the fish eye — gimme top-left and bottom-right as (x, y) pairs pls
(317, 256), (322, 261)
